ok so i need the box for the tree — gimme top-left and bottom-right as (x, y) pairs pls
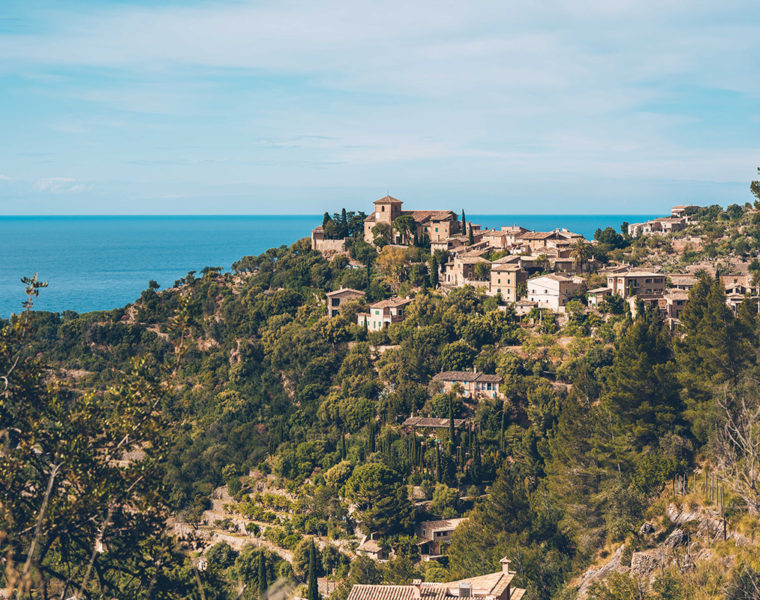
(675, 274), (753, 440)
(372, 223), (391, 247)
(0, 305), (185, 597)
(440, 340), (477, 371)
(571, 239), (592, 272)
(392, 215), (416, 245)
(375, 246), (411, 292)
(258, 551), (268, 598)
(715, 379), (760, 515)
(430, 483), (459, 517)
(429, 256), (439, 288)
(461, 209), (466, 233)
(599, 307), (683, 463)
(307, 540), (320, 600)
(343, 463), (412, 535)
(468, 223), (475, 245)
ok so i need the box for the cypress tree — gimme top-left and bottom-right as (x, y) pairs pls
(448, 397), (456, 454)
(429, 256), (439, 288)
(340, 433), (347, 460)
(258, 552), (268, 598)
(435, 443), (442, 483)
(461, 209), (466, 233)
(323, 212), (331, 227)
(468, 223), (475, 245)
(499, 402), (508, 453)
(368, 420), (376, 453)
(307, 541), (320, 600)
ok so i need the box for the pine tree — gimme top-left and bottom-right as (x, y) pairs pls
(599, 306), (682, 466)
(307, 541), (320, 600)
(258, 552), (268, 598)
(675, 274), (754, 440)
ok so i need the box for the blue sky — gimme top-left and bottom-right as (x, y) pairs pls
(0, 0), (758, 215)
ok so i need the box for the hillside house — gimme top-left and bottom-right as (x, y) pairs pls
(721, 274), (759, 296)
(326, 288), (365, 317)
(668, 274), (698, 291)
(346, 557), (525, 600)
(488, 263), (527, 302)
(659, 289), (689, 320)
(356, 536), (385, 560)
(517, 229), (584, 254)
(672, 205), (700, 222)
(357, 297), (412, 331)
(606, 270), (665, 298)
(527, 274), (585, 312)
(587, 286), (612, 308)
(415, 518), (467, 558)
(627, 217), (685, 236)
(432, 370), (503, 399)
(442, 255), (491, 289)
(362, 196), (460, 245)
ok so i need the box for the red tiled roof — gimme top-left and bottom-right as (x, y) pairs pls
(374, 195), (402, 204)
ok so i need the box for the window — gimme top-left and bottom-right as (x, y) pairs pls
(435, 227), (439, 232)
(331, 298), (340, 306)
(381, 206), (385, 212)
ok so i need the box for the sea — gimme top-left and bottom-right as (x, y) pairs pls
(0, 214), (653, 317)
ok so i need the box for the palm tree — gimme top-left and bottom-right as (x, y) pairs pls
(571, 239), (592, 273)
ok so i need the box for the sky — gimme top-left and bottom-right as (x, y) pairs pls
(0, 0), (758, 215)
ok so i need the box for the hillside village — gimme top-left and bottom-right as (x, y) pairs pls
(7, 185), (760, 600)
(314, 196), (758, 326)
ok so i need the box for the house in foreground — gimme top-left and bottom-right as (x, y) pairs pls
(415, 518), (467, 559)
(347, 557), (525, 600)
(326, 288), (365, 317)
(357, 297), (412, 331)
(432, 370), (503, 399)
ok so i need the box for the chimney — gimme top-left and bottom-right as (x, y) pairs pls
(412, 579), (422, 600)
(500, 557), (512, 574)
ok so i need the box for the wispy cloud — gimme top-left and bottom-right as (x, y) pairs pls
(33, 177), (89, 193)
(0, 174), (11, 181)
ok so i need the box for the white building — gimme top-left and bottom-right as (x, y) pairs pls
(527, 274), (585, 311)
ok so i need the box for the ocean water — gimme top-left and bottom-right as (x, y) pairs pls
(0, 214), (652, 317)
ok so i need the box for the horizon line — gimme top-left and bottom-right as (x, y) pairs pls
(0, 212), (654, 217)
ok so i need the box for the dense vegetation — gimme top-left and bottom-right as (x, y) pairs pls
(3, 176), (760, 598)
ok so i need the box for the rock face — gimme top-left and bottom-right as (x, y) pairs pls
(576, 544), (627, 598)
(665, 528), (688, 548)
(630, 551), (662, 577)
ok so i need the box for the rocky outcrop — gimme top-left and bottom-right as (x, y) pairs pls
(576, 544), (627, 598)
(630, 551), (663, 578)
(665, 528), (688, 548)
